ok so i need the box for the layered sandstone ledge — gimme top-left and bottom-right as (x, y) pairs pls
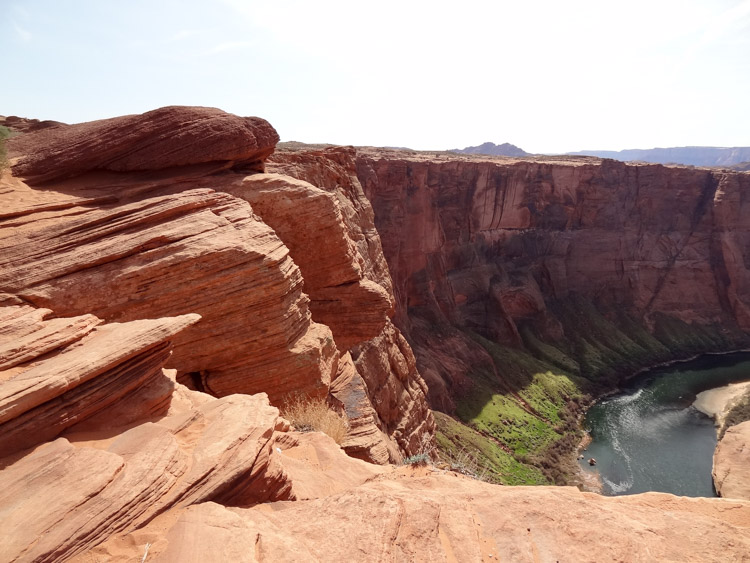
(3, 107), (434, 464)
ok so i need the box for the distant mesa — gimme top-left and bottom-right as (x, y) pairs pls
(450, 141), (530, 157)
(567, 146), (750, 168)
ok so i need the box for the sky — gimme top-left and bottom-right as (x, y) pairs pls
(2, 0), (749, 153)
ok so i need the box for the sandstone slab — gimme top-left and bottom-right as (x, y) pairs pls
(9, 106), (279, 183)
(76, 469), (750, 563)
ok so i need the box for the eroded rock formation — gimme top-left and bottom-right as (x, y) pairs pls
(3, 107), (434, 463)
(268, 146), (436, 459)
(9, 106), (279, 182)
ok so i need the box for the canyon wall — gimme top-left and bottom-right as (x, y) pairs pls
(353, 150), (750, 400)
(274, 145), (750, 484)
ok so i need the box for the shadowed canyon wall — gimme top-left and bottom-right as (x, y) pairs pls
(272, 144), (750, 484)
(354, 150), (750, 397)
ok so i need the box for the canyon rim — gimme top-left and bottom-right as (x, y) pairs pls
(1, 107), (750, 562)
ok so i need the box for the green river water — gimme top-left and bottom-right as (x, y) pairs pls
(579, 352), (750, 497)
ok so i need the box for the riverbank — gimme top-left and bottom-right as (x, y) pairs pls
(572, 349), (750, 493)
(694, 381), (750, 430)
(574, 351), (750, 497)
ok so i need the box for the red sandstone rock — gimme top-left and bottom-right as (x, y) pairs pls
(330, 352), (394, 463)
(0, 186), (336, 404)
(2, 109), (435, 465)
(221, 172), (392, 351)
(0, 390), (296, 562)
(8, 106), (279, 183)
(269, 147), (436, 460)
(713, 420), (750, 500)
(354, 149), (750, 405)
(0, 303), (199, 457)
(76, 469), (750, 562)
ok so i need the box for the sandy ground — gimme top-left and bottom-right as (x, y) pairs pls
(694, 381), (750, 426)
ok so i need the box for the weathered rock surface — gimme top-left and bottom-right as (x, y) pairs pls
(330, 352), (394, 464)
(0, 302), (199, 457)
(0, 298), (384, 562)
(1, 386), (387, 562)
(3, 109), (750, 563)
(0, 184), (336, 404)
(2, 108), (435, 466)
(713, 420), (750, 501)
(269, 146), (436, 460)
(221, 172), (392, 351)
(8, 106), (279, 183)
(76, 469), (750, 563)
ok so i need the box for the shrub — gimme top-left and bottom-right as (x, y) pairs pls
(441, 448), (491, 482)
(280, 395), (349, 445)
(402, 453), (431, 466)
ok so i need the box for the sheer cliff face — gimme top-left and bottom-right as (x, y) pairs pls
(355, 150), (750, 403)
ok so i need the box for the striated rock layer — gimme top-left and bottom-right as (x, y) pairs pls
(2, 108), (435, 464)
(269, 146), (436, 460)
(9, 106), (279, 183)
(0, 299), (382, 562)
(0, 300), (199, 458)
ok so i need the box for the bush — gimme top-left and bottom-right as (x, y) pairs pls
(280, 395), (349, 445)
(402, 453), (431, 466)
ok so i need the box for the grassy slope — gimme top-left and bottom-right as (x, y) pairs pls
(435, 294), (749, 486)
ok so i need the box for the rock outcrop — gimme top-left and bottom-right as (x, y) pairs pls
(0, 184), (337, 404)
(220, 172), (392, 351)
(2, 108), (434, 465)
(713, 420), (750, 501)
(0, 300), (199, 458)
(268, 146), (436, 460)
(9, 106), (279, 183)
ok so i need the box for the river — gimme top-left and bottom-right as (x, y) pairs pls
(579, 352), (750, 497)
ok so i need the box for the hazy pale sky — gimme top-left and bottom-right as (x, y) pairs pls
(2, 0), (749, 153)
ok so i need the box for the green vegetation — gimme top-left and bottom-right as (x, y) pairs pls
(434, 412), (547, 485)
(431, 293), (750, 487)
